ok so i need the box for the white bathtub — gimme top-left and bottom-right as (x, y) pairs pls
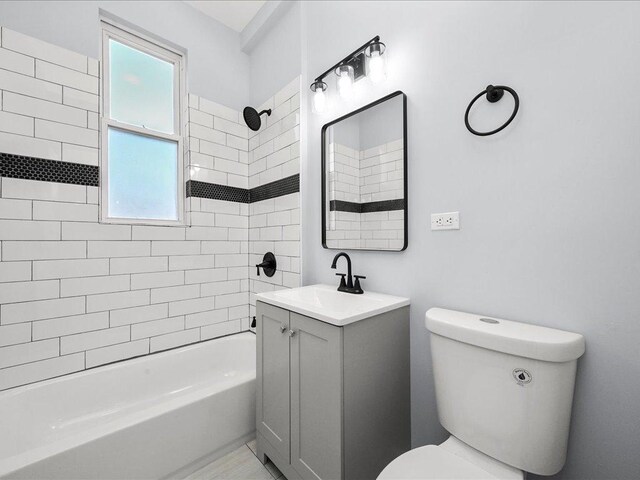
(0, 332), (256, 479)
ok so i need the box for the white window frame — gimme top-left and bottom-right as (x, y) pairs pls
(100, 20), (186, 226)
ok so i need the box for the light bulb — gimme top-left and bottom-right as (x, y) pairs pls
(335, 65), (354, 99)
(365, 40), (387, 84)
(337, 75), (352, 98)
(310, 80), (328, 114)
(313, 88), (326, 113)
(368, 52), (386, 84)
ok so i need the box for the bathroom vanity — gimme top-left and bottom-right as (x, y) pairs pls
(255, 284), (410, 480)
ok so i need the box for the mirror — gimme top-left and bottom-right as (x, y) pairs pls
(322, 91), (407, 251)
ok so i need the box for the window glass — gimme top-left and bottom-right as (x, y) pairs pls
(109, 39), (175, 134)
(107, 128), (178, 220)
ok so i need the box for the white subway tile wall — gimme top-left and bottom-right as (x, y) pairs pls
(249, 77), (301, 323)
(0, 29), (305, 390)
(326, 139), (404, 250)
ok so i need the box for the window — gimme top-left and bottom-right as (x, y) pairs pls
(101, 22), (185, 224)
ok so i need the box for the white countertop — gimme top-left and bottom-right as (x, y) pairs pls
(255, 284), (410, 326)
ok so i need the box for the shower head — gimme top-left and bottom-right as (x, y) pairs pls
(243, 106), (271, 131)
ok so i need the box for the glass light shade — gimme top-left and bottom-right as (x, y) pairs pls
(335, 64), (355, 99)
(313, 89), (326, 113)
(365, 41), (387, 84)
(310, 80), (328, 114)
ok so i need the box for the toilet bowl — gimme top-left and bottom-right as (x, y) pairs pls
(378, 436), (523, 480)
(377, 308), (585, 479)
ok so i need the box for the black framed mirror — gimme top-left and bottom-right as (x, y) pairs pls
(322, 91), (407, 251)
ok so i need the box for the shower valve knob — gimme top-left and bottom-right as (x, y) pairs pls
(256, 252), (277, 278)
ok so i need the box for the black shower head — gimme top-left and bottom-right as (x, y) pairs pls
(243, 106), (271, 131)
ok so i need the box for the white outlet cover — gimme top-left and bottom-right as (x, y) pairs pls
(431, 212), (460, 230)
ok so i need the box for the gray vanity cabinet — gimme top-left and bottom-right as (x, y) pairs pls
(290, 312), (343, 480)
(256, 300), (410, 480)
(256, 302), (291, 463)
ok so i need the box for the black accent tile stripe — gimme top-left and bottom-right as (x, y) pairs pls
(0, 153), (299, 204)
(187, 174), (299, 204)
(0, 153), (99, 186)
(362, 199), (405, 213)
(249, 174), (299, 203)
(186, 180), (250, 203)
(330, 200), (361, 213)
(330, 198), (405, 213)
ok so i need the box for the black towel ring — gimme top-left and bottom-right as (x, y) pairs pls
(464, 85), (519, 136)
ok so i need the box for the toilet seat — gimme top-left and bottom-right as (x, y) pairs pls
(378, 445), (499, 479)
(377, 437), (524, 480)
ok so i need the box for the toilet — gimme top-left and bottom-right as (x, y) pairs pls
(378, 308), (585, 479)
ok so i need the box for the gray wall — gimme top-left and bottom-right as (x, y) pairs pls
(248, 0), (301, 105)
(299, 1), (640, 479)
(331, 115), (360, 151)
(331, 97), (403, 151)
(0, 0), (250, 109)
(358, 95), (404, 150)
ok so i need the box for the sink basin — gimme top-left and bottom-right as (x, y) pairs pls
(255, 284), (410, 326)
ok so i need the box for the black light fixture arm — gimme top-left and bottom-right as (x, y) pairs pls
(313, 35), (381, 83)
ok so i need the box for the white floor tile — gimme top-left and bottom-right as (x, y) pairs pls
(183, 444), (274, 480)
(182, 440), (287, 480)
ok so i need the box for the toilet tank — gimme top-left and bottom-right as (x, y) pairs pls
(425, 308), (585, 476)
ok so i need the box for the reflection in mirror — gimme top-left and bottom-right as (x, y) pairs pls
(322, 91), (407, 251)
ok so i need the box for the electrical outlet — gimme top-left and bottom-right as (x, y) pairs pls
(431, 212), (460, 230)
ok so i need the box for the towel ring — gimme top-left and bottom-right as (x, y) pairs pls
(464, 85), (519, 136)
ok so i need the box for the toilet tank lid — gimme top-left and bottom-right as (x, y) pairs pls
(425, 308), (585, 362)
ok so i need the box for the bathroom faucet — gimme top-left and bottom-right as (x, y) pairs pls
(331, 252), (366, 294)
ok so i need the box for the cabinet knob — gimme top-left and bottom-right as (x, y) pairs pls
(288, 329), (296, 337)
(280, 324), (287, 333)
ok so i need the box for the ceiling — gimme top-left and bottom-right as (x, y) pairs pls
(185, 1), (266, 32)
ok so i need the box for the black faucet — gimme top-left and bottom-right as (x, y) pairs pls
(330, 252), (366, 294)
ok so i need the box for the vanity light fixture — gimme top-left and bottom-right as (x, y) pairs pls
(310, 80), (328, 113)
(309, 35), (386, 109)
(364, 40), (386, 84)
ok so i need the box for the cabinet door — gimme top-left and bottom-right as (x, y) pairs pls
(256, 302), (291, 462)
(290, 313), (343, 480)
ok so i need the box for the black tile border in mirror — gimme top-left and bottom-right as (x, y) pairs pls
(330, 199), (404, 214)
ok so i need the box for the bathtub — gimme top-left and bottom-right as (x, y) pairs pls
(0, 332), (256, 479)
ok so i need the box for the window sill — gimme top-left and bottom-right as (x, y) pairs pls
(100, 217), (187, 227)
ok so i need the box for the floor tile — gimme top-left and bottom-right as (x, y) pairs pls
(246, 438), (257, 455)
(246, 438), (284, 479)
(183, 444), (273, 480)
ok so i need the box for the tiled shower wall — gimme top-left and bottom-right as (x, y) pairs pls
(248, 77), (301, 321)
(0, 27), (301, 390)
(327, 143), (361, 248)
(359, 139), (404, 250)
(326, 138), (404, 250)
